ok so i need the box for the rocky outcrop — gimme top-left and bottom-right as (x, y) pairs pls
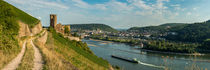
(18, 21), (31, 37)
(18, 21), (43, 37)
(31, 22), (42, 35)
(37, 31), (48, 45)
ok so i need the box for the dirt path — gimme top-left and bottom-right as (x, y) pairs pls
(31, 40), (43, 70)
(2, 41), (26, 70)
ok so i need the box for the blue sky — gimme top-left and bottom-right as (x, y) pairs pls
(5, 0), (210, 29)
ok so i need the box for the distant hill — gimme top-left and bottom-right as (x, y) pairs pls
(206, 20), (210, 23)
(128, 21), (210, 43)
(160, 23), (187, 27)
(70, 24), (118, 32)
(128, 23), (186, 33)
(165, 21), (210, 42)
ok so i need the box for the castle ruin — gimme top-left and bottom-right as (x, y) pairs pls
(50, 14), (57, 28)
(50, 14), (70, 34)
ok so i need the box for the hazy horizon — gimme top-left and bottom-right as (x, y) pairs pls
(5, 0), (210, 29)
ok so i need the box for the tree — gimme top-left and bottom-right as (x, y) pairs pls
(64, 26), (70, 34)
(202, 39), (210, 50)
(72, 32), (79, 37)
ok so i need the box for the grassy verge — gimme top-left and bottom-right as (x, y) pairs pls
(0, 39), (21, 69)
(16, 41), (34, 70)
(51, 32), (108, 70)
(34, 27), (109, 70)
(34, 33), (77, 70)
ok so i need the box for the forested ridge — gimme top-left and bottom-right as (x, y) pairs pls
(165, 21), (210, 43)
(70, 24), (118, 32)
(128, 23), (186, 33)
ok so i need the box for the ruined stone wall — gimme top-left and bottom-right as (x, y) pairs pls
(50, 14), (57, 28)
(55, 23), (64, 34)
(18, 21), (43, 37)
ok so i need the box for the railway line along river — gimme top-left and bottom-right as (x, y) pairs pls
(83, 39), (210, 70)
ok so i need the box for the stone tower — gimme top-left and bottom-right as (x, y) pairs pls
(50, 14), (57, 28)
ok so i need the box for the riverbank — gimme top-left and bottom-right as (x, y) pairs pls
(83, 39), (210, 70)
(88, 38), (205, 56)
(88, 38), (139, 46)
(89, 39), (114, 44)
(140, 49), (204, 56)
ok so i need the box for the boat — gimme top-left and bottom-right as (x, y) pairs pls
(111, 55), (139, 63)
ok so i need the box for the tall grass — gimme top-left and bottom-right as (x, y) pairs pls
(185, 55), (208, 70)
(34, 28), (109, 70)
(33, 32), (77, 70)
(16, 41), (34, 70)
(0, 0), (39, 28)
(0, 41), (21, 69)
(162, 55), (208, 70)
(49, 27), (109, 68)
(0, 0), (39, 69)
(0, 37), (22, 69)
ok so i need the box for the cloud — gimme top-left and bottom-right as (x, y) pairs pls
(187, 12), (192, 15)
(108, 0), (133, 12)
(36, 0), (68, 9)
(193, 7), (197, 10)
(6, 0), (202, 28)
(170, 4), (180, 7)
(71, 0), (133, 11)
(71, 0), (108, 10)
(156, 0), (169, 9)
(95, 4), (107, 10)
(38, 17), (42, 20)
(175, 12), (179, 16)
(72, 0), (90, 8)
(127, 0), (152, 10)
(7, 0), (69, 9)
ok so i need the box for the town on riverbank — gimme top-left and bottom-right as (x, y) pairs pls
(70, 22), (210, 55)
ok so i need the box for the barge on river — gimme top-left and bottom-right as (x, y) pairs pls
(111, 55), (139, 63)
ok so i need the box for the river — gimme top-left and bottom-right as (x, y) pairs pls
(82, 39), (210, 70)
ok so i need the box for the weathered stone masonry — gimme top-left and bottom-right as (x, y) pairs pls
(50, 14), (70, 34)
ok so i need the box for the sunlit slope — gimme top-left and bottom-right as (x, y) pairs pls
(0, 0), (39, 69)
(0, 0), (39, 28)
(34, 28), (110, 70)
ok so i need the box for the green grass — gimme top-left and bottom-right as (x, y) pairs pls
(0, 0), (39, 69)
(0, 0), (39, 53)
(0, 41), (21, 69)
(16, 42), (34, 70)
(0, 0), (39, 28)
(34, 35), (77, 70)
(48, 27), (109, 68)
